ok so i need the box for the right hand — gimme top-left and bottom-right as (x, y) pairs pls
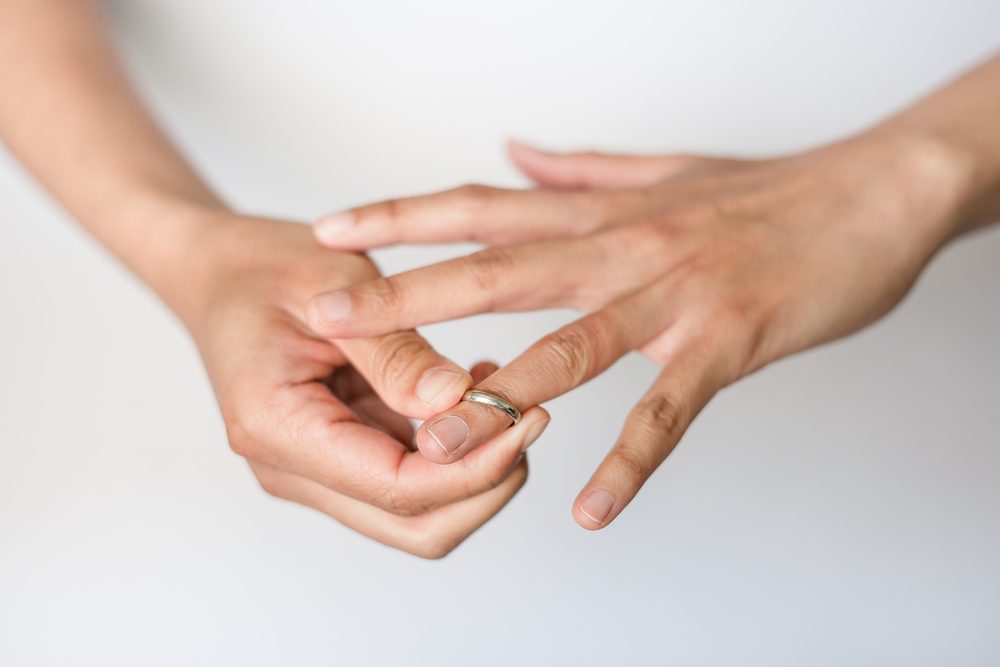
(178, 214), (550, 558)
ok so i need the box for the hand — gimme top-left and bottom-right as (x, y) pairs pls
(183, 214), (550, 557)
(306, 132), (976, 530)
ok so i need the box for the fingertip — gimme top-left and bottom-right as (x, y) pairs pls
(416, 415), (468, 464)
(415, 367), (473, 413)
(573, 487), (617, 530)
(314, 210), (357, 246)
(469, 360), (500, 383)
(305, 289), (352, 335)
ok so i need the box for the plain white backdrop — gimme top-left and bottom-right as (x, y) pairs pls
(1, 1), (999, 664)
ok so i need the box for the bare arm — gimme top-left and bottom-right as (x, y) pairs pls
(0, 0), (223, 320)
(0, 0), (542, 557)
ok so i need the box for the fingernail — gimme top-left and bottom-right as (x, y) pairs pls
(416, 368), (467, 406)
(426, 416), (470, 455)
(315, 211), (356, 243)
(520, 417), (550, 452)
(312, 290), (352, 324)
(580, 489), (615, 525)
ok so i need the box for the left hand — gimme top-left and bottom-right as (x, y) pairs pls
(183, 215), (547, 557)
(305, 133), (974, 530)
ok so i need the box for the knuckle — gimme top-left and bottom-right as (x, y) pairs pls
(608, 445), (655, 483)
(366, 277), (405, 312)
(369, 332), (429, 389)
(598, 217), (673, 269)
(377, 197), (404, 222)
(463, 247), (517, 307)
(405, 526), (458, 560)
(455, 183), (496, 207)
(629, 215), (675, 251)
(378, 483), (433, 518)
(224, 410), (259, 459)
(466, 247), (516, 281)
(632, 393), (687, 442)
(537, 323), (600, 386)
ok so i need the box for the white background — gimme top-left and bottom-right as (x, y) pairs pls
(1, 1), (999, 664)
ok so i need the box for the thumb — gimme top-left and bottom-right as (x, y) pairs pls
(508, 140), (702, 190)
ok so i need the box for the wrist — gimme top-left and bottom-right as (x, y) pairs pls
(853, 123), (988, 249)
(100, 191), (231, 331)
(872, 94), (1000, 239)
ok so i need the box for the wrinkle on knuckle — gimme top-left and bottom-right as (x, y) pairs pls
(380, 197), (403, 223)
(632, 393), (686, 443)
(366, 277), (405, 313)
(456, 183), (496, 208)
(538, 322), (602, 387)
(380, 481), (433, 518)
(463, 247), (516, 309)
(609, 445), (654, 483)
(370, 331), (427, 388)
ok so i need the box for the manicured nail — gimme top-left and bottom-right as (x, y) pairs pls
(312, 290), (352, 324)
(426, 416), (470, 455)
(520, 417), (550, 452)
(580, 489), (615, 525)
(416, 368), (467, 406)
(315, 211), (355, 243)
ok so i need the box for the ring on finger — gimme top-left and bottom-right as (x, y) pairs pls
(461, 389), (522, 425)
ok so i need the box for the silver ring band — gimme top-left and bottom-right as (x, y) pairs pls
(461, 390), (522, 425)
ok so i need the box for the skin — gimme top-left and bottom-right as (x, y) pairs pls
(0, 0), (549, 558)
(308, 54), (1000, 530)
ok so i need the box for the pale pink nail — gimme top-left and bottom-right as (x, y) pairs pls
(580, 489), (615, 525)
(312, 290), (352, 324)
(426, 416), (470, 455)
(315, 211), (356, 243)
(416, 368), (467, 406)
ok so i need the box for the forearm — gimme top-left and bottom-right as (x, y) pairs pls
(876, 52), (1000, 235)
(0, 0), (223, 319)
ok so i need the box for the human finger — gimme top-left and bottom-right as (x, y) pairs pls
(334, 332), (472, 419)
(231, 377), (549, 516)
(314, 184), (609, 250)
(572, 339), (728, 530)
(508, 140), (711, 190)
(307, 226), (668, 339)
(413, 281), (680, 464)
(248, 455), (529, 559)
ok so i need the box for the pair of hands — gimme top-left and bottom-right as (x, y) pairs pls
(192, 134), (965, 557)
